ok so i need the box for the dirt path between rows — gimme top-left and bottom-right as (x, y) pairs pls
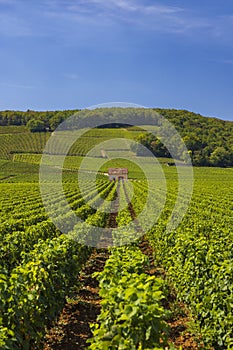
(43, 183), (120, 350)
(44, 180), (200, 350)
(43, 249), (108, 350)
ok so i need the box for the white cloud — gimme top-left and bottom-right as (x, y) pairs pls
(45, 0), (183, 18)
(0, 82), (35, 89)
(0, 13), (32, 37)
(0, 0), (232, 42)
(42, 0), (217, 37)
(74, 0), (183, 14)
(0, 0), (17, 4)
(63, 73), (79, 80)
(220, 59), (233, 65)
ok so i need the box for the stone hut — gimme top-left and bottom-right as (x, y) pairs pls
(108, 168), (128, 181)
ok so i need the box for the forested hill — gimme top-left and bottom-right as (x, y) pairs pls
(154, 108), (233, 166)
(0, 108), (232, 167)
(0, 109), (79, 131)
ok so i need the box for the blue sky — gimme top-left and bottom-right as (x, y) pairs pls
(0, 0), (233, 120)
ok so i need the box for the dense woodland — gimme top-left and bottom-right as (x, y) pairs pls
(154, 108), (233, 167)
(0, 108), (232, 167)
(0, 109), (79, 130)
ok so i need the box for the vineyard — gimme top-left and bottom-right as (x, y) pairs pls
(0, 123), (233, 350)
(0, 127), (137, 160)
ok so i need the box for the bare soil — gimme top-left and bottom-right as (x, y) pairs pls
(43, 249), (109, 350)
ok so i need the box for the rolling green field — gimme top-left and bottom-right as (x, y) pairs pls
(0, 127), (137, 160)
(0, 125), (232, 349)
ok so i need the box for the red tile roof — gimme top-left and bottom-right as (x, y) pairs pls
(108, 168), (128, 175)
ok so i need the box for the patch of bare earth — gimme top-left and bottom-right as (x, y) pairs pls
(43, 249), (108, 350)
(43, 186), (119, 350)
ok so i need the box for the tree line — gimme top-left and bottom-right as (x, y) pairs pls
(0, 107), (232, 167)
(0, 109), (79, 131)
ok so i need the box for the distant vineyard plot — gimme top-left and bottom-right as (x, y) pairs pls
(0, 127), (139, 160)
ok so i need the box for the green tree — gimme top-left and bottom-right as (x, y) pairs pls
(183, 134), (202, 152)
(49, 112), (66, 131)
(26, 119), (46, 132)
(151, 139), (170, 158)
(210, 147), (231, 167)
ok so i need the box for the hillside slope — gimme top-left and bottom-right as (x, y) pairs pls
(0, 108), (232, 166)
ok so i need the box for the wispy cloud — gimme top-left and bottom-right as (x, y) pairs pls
(63, 73), (79, 80)
(0, 82), (35, 89)
(0, 1), (50, 38)
(0, 0), (17, 4)
(0, 0), (232, 42)
(219, 59), (233, 65)
(42, 0), (220, 37)
(44, 0), (184, 22)
(0, 12), (33, 37)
